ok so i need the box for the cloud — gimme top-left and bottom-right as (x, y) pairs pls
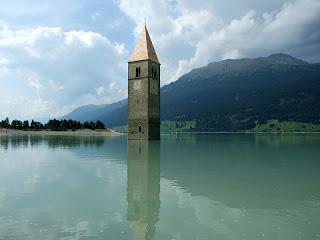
(117, 0), (320, 83)
(175, 0), (320, 79)
(0, 26), (127, 120)
(27, 78), (43, 90)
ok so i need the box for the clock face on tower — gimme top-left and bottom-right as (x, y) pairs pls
(133, 80), (141, 90)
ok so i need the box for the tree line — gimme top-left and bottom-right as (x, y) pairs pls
(0, 118), (105, 131)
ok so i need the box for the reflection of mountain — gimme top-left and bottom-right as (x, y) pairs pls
(159, 134), (320, 209)
(127, 141), (160, 240)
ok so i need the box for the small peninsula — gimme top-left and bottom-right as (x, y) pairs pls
(0, 118), (122, 137)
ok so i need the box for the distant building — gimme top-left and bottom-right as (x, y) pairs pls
(128, 24), (160, 140)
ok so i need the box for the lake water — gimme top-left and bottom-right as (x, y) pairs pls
(0, 134), (320, 240)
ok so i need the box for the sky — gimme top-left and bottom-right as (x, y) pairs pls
(0, 0), (320, 120)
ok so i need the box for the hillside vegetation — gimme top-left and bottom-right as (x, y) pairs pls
(113, 121), (196, 133)
(253, 119), (320, 133)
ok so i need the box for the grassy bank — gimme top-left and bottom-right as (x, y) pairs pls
(113, 120), (196, 133)
(113, 119), (320, 134)
(252, 119), (320, 133)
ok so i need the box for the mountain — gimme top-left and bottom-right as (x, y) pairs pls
(62, 104), (107, 121)
(62, 54), (320, 131)
(62, 99), (127, 123)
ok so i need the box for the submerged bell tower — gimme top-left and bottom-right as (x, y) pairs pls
(128, 24), (160, 140)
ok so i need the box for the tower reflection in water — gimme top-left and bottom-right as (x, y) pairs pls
(127, 141), (160, 240)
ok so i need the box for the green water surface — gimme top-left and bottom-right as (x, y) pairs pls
(0, 134), (319, 240)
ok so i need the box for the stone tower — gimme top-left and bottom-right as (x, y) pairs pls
(128, 24), (160, 140)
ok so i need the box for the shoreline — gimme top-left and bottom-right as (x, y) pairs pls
(1, 128), (319, 137)
(0, 128), (123, 137)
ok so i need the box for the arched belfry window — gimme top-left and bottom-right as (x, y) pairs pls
(136, 67), (141, 78)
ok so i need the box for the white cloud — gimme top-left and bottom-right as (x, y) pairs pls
(95, 86), (105, 96)
(27, 78), (43, 90)
(0, 26), (127, 120)
(117, 0), (320, 83)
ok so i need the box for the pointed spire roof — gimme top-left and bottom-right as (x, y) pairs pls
(129, 25), (160, 64)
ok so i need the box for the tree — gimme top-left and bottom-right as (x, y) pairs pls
(30, 120), (44, 130)
(23, 120), (29, 129)
(0, 118), (107, 131)
(11, 120), (23, 129)
(30, 120), (36, 129)
(1, 118), (10, 128)
(95, 120), (105, 129)
(83, 121), (90, 129)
